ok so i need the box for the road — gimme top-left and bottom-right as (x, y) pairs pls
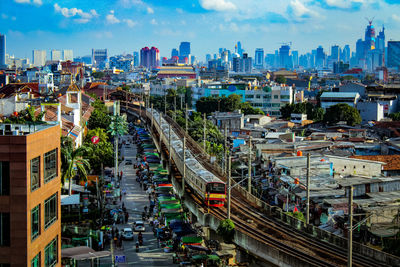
(90, 136), (175, 267)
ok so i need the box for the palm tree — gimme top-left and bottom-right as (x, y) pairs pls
(108, 114), (128, 180)
(61, 137), (91, 195)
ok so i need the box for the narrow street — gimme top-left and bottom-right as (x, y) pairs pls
(99, 136), (175, 266)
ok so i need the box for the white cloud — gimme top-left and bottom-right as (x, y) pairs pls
(54, 4), (98, 23)
(1, 14), (8, 19)
(200, 0), (237, 12)
(176, 8), (184, 14)
(392, 14), (400, 23)
(150, 18), (157, 25)
(13, 0), (42, 5)
(14, 0), (30, 3)
(106, 10), (120, 24)
(11, 16), (16, 21)
(123, 18), (137, 27)
(147, 7), (154, 14)
(287, 0), (319, 21)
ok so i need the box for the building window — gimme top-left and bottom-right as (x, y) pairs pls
(0, 213), (10, 246)
(0, 162), (10, 196)
(273, 95), (279, 99)
(31, 253), (41, 267)
(281, 95), (290, 99)
(256, 95), (261, 99)
(44, 194), (57, 229)
(44, 149), (57, 183)
(263, 95), (271, 99)
(344, 166), (346, 169)
(271, 103), (280, 107)
(31, 157), (40, 191)
(45, 237), (58, 267)
(31, 205), (40, 240)
(246, 95), (254, 99)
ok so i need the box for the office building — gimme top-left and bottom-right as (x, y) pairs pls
(171, 48), (179, 58)
(279, 45), (292, 69)
(0, 34), (5, 68)
(342, 45), (351, 63)
(140, 46), (160, 69)
(179, 42), (190, 57)
(133, 52), (139, 67)
(388, 41), (400, 69)
(254, 48), (264, 69)
(63, 50), (73, 61)
(292, 51), (299, 67)
(331, 45), (340, 63)
(91, 49), (108, 68)
(33, 50), (47, 67)
(206, 54), (211, 63)
(316, 46), (325, 68)
(51, 50), (62, 61)
(0, 123), (61, 266)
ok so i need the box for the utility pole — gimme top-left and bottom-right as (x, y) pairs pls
(224, 125), (227, 174)
(114, 101), (120, 183)
(203, 113), (207, 152)
(168, 124), (172, 161)
(306, 153), (311, 224)
(139, 92), (142, 119)
(248, 136), (252, 194)
(151, 103), (154, 129)
(159, 112), (163, 146)
(174, 95), (177, 121)
(348, 185), (354, 267)
(185, 103), (188, 134)
(227, 155), (231, 220)
(180, 95), (183, 110)
(164, 90), (167, 115)
(182, 136), (186, 195)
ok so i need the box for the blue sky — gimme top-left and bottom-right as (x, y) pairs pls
(1, 0), (400, 61)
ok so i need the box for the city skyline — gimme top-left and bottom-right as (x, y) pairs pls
(2, 0), (400, 59)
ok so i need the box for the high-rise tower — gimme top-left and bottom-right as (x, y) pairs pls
(0, 34), (6, 68)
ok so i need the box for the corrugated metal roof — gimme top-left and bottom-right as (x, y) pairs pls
(321, 92), (359, 98)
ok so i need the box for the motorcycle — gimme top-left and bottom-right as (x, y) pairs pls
(136, 242), (139, 252)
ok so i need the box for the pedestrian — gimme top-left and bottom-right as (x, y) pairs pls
(125, 212), (129, 224)
(148, 194), (151, 202)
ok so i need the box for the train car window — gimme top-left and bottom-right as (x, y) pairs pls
(207, 183), (225, 193)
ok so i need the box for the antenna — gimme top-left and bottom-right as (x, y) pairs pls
(365, 17), (375, 25)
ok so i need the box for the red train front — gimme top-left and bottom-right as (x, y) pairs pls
(205, 182), (226, 207)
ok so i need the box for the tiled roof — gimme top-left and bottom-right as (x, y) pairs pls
(84, 82), (107, 90)
(0, 83), (40, 99)
(350, 155), (400, 171)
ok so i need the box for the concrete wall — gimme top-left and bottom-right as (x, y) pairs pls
(327, 156), (383, 177)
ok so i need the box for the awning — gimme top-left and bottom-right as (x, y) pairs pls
(61, 194), (80, 206)
(62, 246), (111, 260)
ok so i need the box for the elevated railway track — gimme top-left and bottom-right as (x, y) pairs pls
(123, 101), (397, 267)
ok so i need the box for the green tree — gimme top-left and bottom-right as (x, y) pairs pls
(61, 137), (91, 195)
(240, 102), (265, 115)
(217, 219), (235, 243)
(221, 94), (241, 112)
(195, 96), (220, 114)
(311, 107), (325, 122)
(389, 112), (400, 121)
(121, 85), (131, 92)
(275, 75), (287, 84)
(88, 100), (112, 130)
(280, 104), (294, 120)
(92, 72), (105, 79)
(323, 103), (362, 126)
(84, 128), (113, 174)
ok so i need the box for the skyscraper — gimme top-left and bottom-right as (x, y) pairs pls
(179, 42), (190, 57)
(91, 49), (108, 68)
(51, 50), (62, 61)
(331, 45), (340, 63)
(279, 45), (292, 69)
(0, 34), (5, 68)
(237, 41), (244, 57)
(32, 50), (47, 66)
(316, 46), (325, 68)
(63, 50), (73, 61)
(254, 48), (264, 69)
(140, 46), (159, 69)
(364, 20), (376, 52)
(342, 45), (351, 63)
(206, 54), (211, 63)
(388, 41), (400, 68)
(171, 48), (179, 58)
(292, 51), (299, 67)
(133, 52), (139, 67)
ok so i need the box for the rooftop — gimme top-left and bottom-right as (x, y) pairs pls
(320, 92), (360, 98)
(350, 155), (400, 171)
(0, 123), (57, 136)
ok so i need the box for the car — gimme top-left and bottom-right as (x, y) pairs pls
(125, 144), (131, 149)
(126, 159), (133, 165)
(133, 221), (145, 232)
(122, 228), (134, 240)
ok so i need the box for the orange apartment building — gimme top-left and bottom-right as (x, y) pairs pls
(0, 123), (61, 267)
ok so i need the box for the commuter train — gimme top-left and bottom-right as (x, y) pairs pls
(153, 110), (227, 207)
